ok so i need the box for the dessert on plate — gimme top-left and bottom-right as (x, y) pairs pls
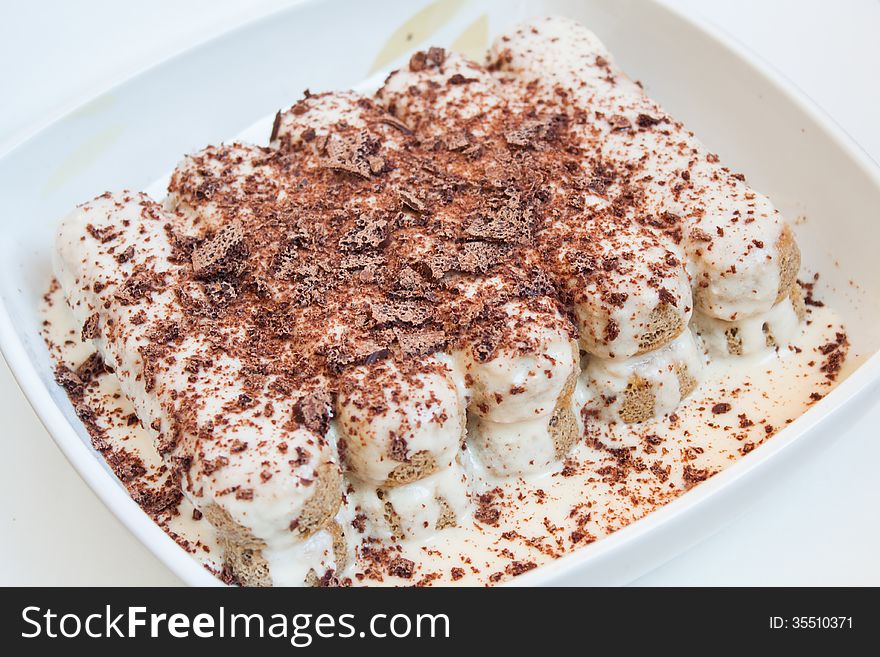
(43, 16), (847, 586)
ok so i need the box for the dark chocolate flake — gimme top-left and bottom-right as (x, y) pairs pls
(380, 115), (412, 134)
(191, 221), (247, 279)
(388, 557), (415, 579)
(322, 130), (378, 179)
(54, 365), (84, 395)
(75, 351), (108, 384)
(114, 266), (163, 305)
(85, 223), (119, 243)
(270, 110), (283, 142)
(115, 245), (135, 264)
(394, 328), (446, 357)
(81, 313), (100, 341)
(456, 241), (506, 274)
(448, 73), (476, 85)
(444, 130), (471, 151)
(293, 389), (333, 436)
(608, 114), (632, 131)
(339, 216), (389, 252)
(398, 189), (426, 213)
(370, 299), (433, 326)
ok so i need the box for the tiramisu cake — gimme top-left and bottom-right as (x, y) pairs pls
(42, 16), (848, 586)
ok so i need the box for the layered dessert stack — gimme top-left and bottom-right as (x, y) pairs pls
(53, 16), (803, 585)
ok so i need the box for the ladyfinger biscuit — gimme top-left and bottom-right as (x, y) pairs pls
(342, 464), (468, 542)
(167, 142), (281, 234)
(335, 356), (465, 487)
(583, 329), (703, 424)
(456, 297), (579, 423)
(490, 16), (800, 321)
(55, 191), (344, 586)
(693, 284), (806, 356)
(550, 215), (692, 359)
(468, 364), (579, 476)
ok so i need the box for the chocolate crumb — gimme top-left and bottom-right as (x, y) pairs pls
(388, 557), (415, 579)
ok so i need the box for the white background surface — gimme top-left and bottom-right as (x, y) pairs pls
(1, 0), (878, 586)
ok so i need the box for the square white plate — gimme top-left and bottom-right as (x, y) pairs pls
(2, 0), (879, 586)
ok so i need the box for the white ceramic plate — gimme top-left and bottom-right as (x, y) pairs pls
(2, 0), (879, 586)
